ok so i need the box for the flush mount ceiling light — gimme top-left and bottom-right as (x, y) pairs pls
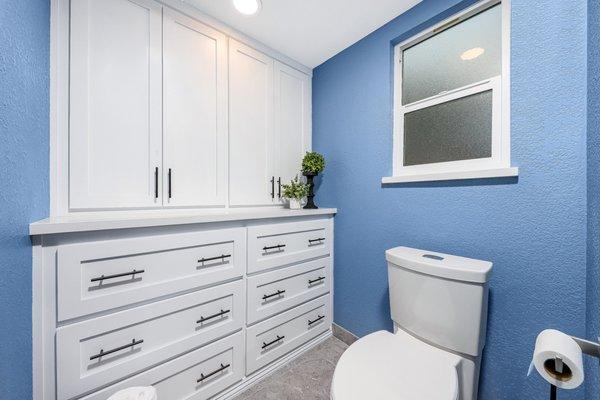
(233, 0), (262, 16)
(460, 47), (485, 61)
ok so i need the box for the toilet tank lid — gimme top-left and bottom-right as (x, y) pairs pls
(386, 246), (492, 283)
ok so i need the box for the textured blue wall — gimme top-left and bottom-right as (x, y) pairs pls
(587, 0), (600, 397)
(313, 0), (588, 398)
(0, 1), (50, 399)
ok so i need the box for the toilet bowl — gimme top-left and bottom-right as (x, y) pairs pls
(331, 247), (492, 400)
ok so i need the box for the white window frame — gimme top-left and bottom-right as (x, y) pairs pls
(383, 0), (518, 184)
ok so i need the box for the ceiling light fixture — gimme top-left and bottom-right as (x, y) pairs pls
(233, 0), (262, 16)
(461, 47), (485, 61)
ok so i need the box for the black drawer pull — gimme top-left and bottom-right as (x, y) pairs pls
(263, 244), (286, 251)
(197, 309), (230, 324)
(262, 289), (285, 300)
(308, 276), (325, 285)
(90, 338), (144, 361)
(198, 254), (231, 264)
(262, 335), (285, 349)
(308, 315), (325, 326)
(308, 238), (326, 243)
(197, 363), (230, 383)
(270, 176), (275, 199)
(91, 269), (145, 283)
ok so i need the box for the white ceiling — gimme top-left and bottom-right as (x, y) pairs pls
(184, 0), (422, 68)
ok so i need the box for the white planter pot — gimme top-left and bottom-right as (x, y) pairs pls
(289, 198), (302, 210)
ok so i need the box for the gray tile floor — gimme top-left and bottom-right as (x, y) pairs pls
(235, 337), (348, 400)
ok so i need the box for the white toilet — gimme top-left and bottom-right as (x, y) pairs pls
(331, 246), (492, 400)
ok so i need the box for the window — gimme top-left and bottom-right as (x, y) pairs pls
(384, 0), (517, 183)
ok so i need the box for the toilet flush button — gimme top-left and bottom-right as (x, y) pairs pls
(422, 254), (444, 261)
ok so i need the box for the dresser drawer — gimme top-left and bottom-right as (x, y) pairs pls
(57, 228), (245, 320)
(56, 280), (244, 400)
(247, 219), (332, 274)
(246, 295), (331, 374)
(80, 332), (244, 400)
(247, 257), (331, 324)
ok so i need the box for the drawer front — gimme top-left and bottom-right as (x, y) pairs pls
(57, 280), (244, 400)
(247, 257), (331, 324)
(246, 295), (331, 374)
(80, 332), (244, 400)
(248, 219), (332, 274)
(57, 228), (246, 320)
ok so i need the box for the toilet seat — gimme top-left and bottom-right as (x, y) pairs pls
(331, 330), (460, 400)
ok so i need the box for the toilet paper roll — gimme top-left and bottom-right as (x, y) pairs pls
(528, 329), (584, 390)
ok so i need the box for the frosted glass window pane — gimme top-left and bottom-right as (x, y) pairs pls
(402, 4), (501, 105)
(403, 90), (492, 166)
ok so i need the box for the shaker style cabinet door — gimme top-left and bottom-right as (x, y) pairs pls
(273, 61), (312, 198)
(69, 0), (163, 210)
(162, 9), (228, 207)
(228, 39), (276, 206)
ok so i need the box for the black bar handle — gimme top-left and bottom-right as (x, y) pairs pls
(198, 254), (231, 264)
(308, 276), (325, 285)
(262, 335), (284, 349)
(168, 168), (172, 199)
(197, 363), (230, 383)
(308, 315), (325, 326)
(154, 167), (158, 199)
(277, 177), (281, 198)
(90, 338), (144, 361)
(270, 176), (275, 199)
(197, 309), (230, 324)
(262, 289), (285, 300)
(308, 238), (326, 244)
(91, 269), (145, 283)
(262, 244), (286, 251)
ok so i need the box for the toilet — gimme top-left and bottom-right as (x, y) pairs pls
(331, 246), (492, 400)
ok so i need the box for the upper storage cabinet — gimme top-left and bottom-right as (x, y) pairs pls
(163, 9), (227, 208)
(69, 0), (163, 210)
(65, 0), (311, 212)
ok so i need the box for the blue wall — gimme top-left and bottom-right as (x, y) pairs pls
(313, 0), (588, 398)
(0, 1), (50, 399)
(587, 0), (600, 397)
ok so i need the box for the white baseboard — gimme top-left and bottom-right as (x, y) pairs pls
(214, 330), (333, 400)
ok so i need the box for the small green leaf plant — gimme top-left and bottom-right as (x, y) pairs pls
(281, 175), (309, 200)
(301, 151), (326, 174)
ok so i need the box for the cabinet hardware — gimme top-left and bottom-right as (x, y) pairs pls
(308, 238), (326, 244)
(89, 338), (144, 361)
(197, 363), (230, 383)
(168, 168), (172, 199)
(262, 244), (286, 251)
(90, 269), (145, 283)
(262, 335), (285, 349)
(197, 309), (230, 324)
(270, 176), (275, 199)
(308, 315), (325, 326)
(308, 276), (325, 285)
(198, 254), (231, 264)
(154, 167), (158, 199)
(277, 177), (281, 198)
(262, 289), (286, 300)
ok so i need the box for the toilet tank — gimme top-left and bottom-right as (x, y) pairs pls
(386, 247), (492, 357)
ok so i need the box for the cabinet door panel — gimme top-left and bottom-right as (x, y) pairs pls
(69, 0), (162, 209)
(274, 61), (311, 194)
(228, 39), (275, 206)
(163, 10), (227, 207)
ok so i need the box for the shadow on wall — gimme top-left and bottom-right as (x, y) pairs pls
(381, 176), (518, 189)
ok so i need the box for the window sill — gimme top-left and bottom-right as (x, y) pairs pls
(381, 167), (519, 184)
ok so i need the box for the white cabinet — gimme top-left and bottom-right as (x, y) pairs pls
(228, 39), (275, 207)
(163, 9), (228, 207)
(69, 0), (163, 210)
(274, 61), (312, 190)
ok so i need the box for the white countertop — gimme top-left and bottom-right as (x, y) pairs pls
(29, 208), (337, 236)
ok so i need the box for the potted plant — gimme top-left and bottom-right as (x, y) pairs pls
(301, 151), (325, 209)
(281, 175), (309, 210)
